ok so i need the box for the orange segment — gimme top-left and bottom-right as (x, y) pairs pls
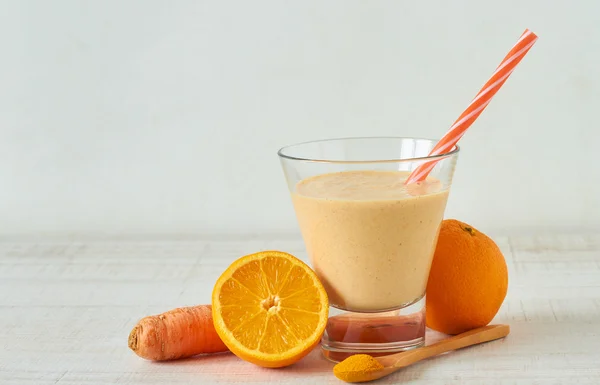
(212, 251), (329, 368)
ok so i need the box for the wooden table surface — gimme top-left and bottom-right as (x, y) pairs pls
(1, 234), (599, 384)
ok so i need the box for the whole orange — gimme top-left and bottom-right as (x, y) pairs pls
(426, 219), (508, 335)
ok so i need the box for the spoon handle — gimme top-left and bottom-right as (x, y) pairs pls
(393, 324), (510, 368)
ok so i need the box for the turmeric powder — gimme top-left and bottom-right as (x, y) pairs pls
(333, 354), (384, 382)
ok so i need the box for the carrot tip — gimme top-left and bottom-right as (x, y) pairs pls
(128, 326), (139, 351)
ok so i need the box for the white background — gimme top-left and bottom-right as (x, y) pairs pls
(1, 0), (598, 236)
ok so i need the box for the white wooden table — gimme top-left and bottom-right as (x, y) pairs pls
(1, 234), (599, 384)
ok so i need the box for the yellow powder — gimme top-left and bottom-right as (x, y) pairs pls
(333, 354), (384, 382)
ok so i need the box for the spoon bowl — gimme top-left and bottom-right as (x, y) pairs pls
(333, 324), (510, 382)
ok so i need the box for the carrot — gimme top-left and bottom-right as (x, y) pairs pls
(128, 305), (229, 361)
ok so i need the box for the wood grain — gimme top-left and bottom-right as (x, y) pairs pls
(1, 234), (599, 384)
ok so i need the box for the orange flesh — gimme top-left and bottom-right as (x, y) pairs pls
(212, 252), (328, 367)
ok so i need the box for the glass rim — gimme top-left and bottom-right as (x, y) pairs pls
(277, 136), (460, 164)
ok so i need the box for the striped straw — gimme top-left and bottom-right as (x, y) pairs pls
(405, 29), (538, 185)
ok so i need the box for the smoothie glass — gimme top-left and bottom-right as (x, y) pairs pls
(278, 137), (459, 361)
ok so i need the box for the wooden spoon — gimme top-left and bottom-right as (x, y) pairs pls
(333, 324), (510, 383)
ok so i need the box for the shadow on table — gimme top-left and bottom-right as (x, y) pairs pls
(146, 347), (334, 383)
(147, 350), (236, 367)
(278, 347), (333, 374)
(145, 328), (505, 383)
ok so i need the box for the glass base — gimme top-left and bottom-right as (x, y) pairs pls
(321, 297), (425, 363)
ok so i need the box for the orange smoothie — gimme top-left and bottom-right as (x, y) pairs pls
(292, 170), (449, 312)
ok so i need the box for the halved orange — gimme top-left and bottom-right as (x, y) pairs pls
(211, 251), (329, 368)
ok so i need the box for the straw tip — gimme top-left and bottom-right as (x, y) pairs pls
(523, 28), (538, 39)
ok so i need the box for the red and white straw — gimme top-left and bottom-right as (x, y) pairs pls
(405, 29), (538, 185)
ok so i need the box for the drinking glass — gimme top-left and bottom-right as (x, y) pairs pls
(278, 137), (459, 361)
